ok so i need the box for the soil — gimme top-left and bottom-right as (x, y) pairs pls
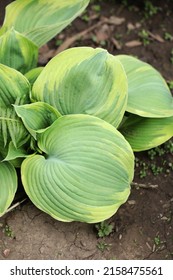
(0, 0), (173, 260)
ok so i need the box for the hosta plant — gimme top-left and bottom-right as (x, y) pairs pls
(0, 0), (173, 223)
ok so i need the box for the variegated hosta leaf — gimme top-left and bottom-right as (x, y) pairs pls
(21, 114), (134, 223)
(0, 28), (38, 74)
(32, 47), (128, 128)
(3, 142), (31, 163)
(116, 55), (173, 118)
(0, 161), (17, 216)
(0, 64), (31, 148)
(0, 0), (90, 47)
(25, 67), (44, 87)
(14, 102), (61, 138)
(119, 114), (173, 151)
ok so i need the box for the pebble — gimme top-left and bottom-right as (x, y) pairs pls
(128, 200), (136, 205)
(119, 234), (122, 240)
(3, 249), (10, 257)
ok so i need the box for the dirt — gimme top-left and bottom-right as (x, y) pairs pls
(0, 0), (173, 260)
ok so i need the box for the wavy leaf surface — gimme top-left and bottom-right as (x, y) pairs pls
(0, 0), (90, 47)
(21, 114), (134, 223)
(15, 102), (61, 138)
(117, 55), (173, 118)
(119, 114), (173, 151)
(32, 47), (128, 128)
(0, 28), (38, 74)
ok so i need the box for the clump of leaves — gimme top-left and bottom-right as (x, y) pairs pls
(0, 0), (173, 224)
(92, 4), (101, 12)
(3, 224), (15, 238)
(138, 29), (150, 46)
(97, 241), (111, 252)
(154, 235), (162, 246)
(95, 221), (114, 237)
(135, 139), (173, 178)
(164, 32), (173, 41)
(144, 1), (160, 18)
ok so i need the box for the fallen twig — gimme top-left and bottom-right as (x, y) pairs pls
(54, 19), (106, 55)
(131, 182), (158, 189)
(148, 31), (164, 43)
(5, 198), (28, 214)
(111, 37), (122, 49)
(125, 40), (142, 47)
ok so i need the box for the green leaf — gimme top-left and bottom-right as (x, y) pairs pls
(3, 141), (31, 163)
(0, 136), (27, 167)
(21, 114), (134, 223)
(0, 0), (90, 47)
(116, 55), (173, 118)
(0, 28), (38, 74)
(32, 47), (128, 128)
(119, 114), (173, 151)
(14, 102), (61, 138)
(0, 64), (31, 148)
(0, 161), (17, 216)
(25, 67), (44, 86)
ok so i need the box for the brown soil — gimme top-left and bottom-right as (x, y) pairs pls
(0, 0), (173, 260)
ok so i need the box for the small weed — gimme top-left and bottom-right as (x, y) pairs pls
(144, 1), (159, 18)
(3, 225), (15, 238)
(136, 139), (173, 179)
(97, 241), (111, 252)
(163, 139), (173, 153)
(135, 157), (140, 167)
(155, 146), (165, 156)
(135, 158), (149, 178)
(164, 32), (173, 41)
(81, 13), (90, 22)
(154, 235), (161, 246)
(147, 149), (157, 160)
(138, 29), (150, 46)
(151, 164), (163, 176)
(139, 162), (149, 178)
(92, 4), (101, 13)
(139, 169), (147, 178)
(149, 140), (172, 157)
(55, 39), (63, 47)
(95, 221), (114, 238)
